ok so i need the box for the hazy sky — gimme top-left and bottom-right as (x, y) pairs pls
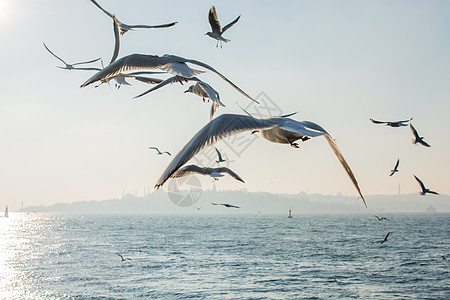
(1, 0), (449, 209)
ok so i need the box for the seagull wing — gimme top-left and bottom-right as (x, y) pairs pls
(109, 17), (121, 65)
(43, 43), (68, 66)
(170, 165), (208, 178)
(370, 118), (387, 124)
(134, 75), (188, 98)
(90, 0), (114, 19)
(410, 124), (420, 139)
(398, 117), (413, 123)
(428, 190), (439, 195)
(414, 175), (426, 192)
(149, 147), (162, 154)
(222, 15), (240, 33)
(324, 134), (366, 207)
(127, 22), (178, 29)
(215, 148), (224, 161)
(394, 159), (400, 170)
(216, 167), (245, 183)
(71, 57), (102, 66)
(418, 139), (431, 147)
(155, 114), (277, 188)
(63, 67), (102, 71)
(208, 6), (222, 33)
(81, 54), (172, 87)
(160, 62), (205, 78)
(133, 76), (164, 85)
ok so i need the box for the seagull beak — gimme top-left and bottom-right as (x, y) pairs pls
(184, 90), (189, 93)
(251, 130), (258, 135)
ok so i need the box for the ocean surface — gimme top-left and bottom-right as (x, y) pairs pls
(0, 212), (449, 299)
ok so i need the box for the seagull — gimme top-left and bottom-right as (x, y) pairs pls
(170, 165), (244, 183)
(206, 6), (240, 48)
(375, 215), (389, 221)
(134, 76), (225, 120)
(414, 175), (439, 196)
(149, 147), (171, 156)
(43, 43), (101, 70)
(194, 206), (202, 211)
(154, 113), (366, 207)
(379, 232), (391, 244)
(410, 124), (431, 147)
(389, 159), (400, 176)
(80, 54), (257, 104)
(117, 253), (131, 262)
(215, 148), (226, 163)
(442, 255), (446, 260)
(369, 118), (413, 127)
(90, 0), (177, 36)
(211, 203), (240, 208)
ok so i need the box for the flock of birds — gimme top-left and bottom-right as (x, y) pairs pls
(44, 2), (439, 214)
(44, 1), (368, 209)
(369, 118), (438, 196)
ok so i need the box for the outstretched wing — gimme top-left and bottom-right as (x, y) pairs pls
(370, 118), (387, 124)
(134, 76), (199, 99)
(128, 22), (178, 29)
(109, 16), (121, 65)
(215, 148), (224, 161)
(414, 175), (426, 192)
(155, 114), (276, 188)
(43, 42), (68, 66)
(217, 167), (245, 183)
(90, 0), (114, 19)
(222, 15), (240, 33)
(208, 6), (222, 33)
(409, 124), (420, 139)
(324, 134), (366, 207)
(170, 165), (207, 178)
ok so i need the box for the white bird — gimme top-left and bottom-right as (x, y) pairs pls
(90, 0), (177, 36)
(170, 165), (244, 183)
(215, 148), (226, 163)
(410, 124), (431, 147)
(43, 43), (101, 70)
(134, 76), (224, 120)
(206, 6), (240, 48)
(80, 54), (257, 103)
(370, 118), (413, 127)
(389, 159), (400, 176)
(414, 175), (439, 196)
(154, 114), (366, 207)
(117, 253), (131, 262)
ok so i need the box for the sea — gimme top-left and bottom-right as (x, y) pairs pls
(0, 213), (449, 299)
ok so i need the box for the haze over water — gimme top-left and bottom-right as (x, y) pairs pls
(1, 212), (449, 299)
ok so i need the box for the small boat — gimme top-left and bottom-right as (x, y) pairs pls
(288, 207), (293, 218)
(4, 205), (8, 218)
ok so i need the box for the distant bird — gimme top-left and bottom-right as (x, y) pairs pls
(389, 159), (400, 176)
(442, 255), (446, 260)
(206, 6), (240, 48)
(43, 43), (101, 70)
(154, 114), (366, 208)
(257, 211), (262, 214)
(414, 175), (439, 196)
(375, 215), (389, 221)
(170, 165), (245, 183)
(134, 76), (224, 120)
(149, 147), (171, 156)
(410, 124), (431, 147)
(117, 253), (131, 262)
(90, 0), (177, 36)
(215, 148), (226, 163)
(194, 206), (202, 211)
(211, 203), (240, 208)
(379, 232), (391, 244)
(369, 118), (413, 127)
(81, 54), (257, 104)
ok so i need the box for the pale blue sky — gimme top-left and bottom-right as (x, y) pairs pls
(1, 0), (449, 208)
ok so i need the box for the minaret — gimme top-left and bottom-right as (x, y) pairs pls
(212, 181), (217, 192)
(398, 184), (401, 195)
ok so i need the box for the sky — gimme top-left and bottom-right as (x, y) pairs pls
(1, 0), (449, 209)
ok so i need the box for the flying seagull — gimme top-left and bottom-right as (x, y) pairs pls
(90, 0), (177, 36)
(369, 118), (413, 127)
(43, 43), (101, 70)
(211, 202), (240, 208)
(215, 148), (226, 163)
(149, 147), (171, 156)
(170, 165), (244, 183)
(134, 76), (224, 120)
(375, 215), (389, 221)
(154, 113), (366, 207)
(206, 6), (240, 48)
(80, 54), (257, 104)
(379, 232), (391, 244)
(117, 253), (131, 262)
(410, 124), (431, 147)
(414, 175), (439, 196)
(389, 159), (400, 176)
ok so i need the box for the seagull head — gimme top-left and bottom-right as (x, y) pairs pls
(184, 85), (195, 94)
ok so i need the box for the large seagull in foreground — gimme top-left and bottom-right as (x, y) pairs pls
(154, 113), (366, 207)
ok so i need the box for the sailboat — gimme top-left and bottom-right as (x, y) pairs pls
(288, 206), (293, 218)
(4, 205), (9, 218)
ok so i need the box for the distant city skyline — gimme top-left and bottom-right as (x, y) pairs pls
(1, 0), (449, 209)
